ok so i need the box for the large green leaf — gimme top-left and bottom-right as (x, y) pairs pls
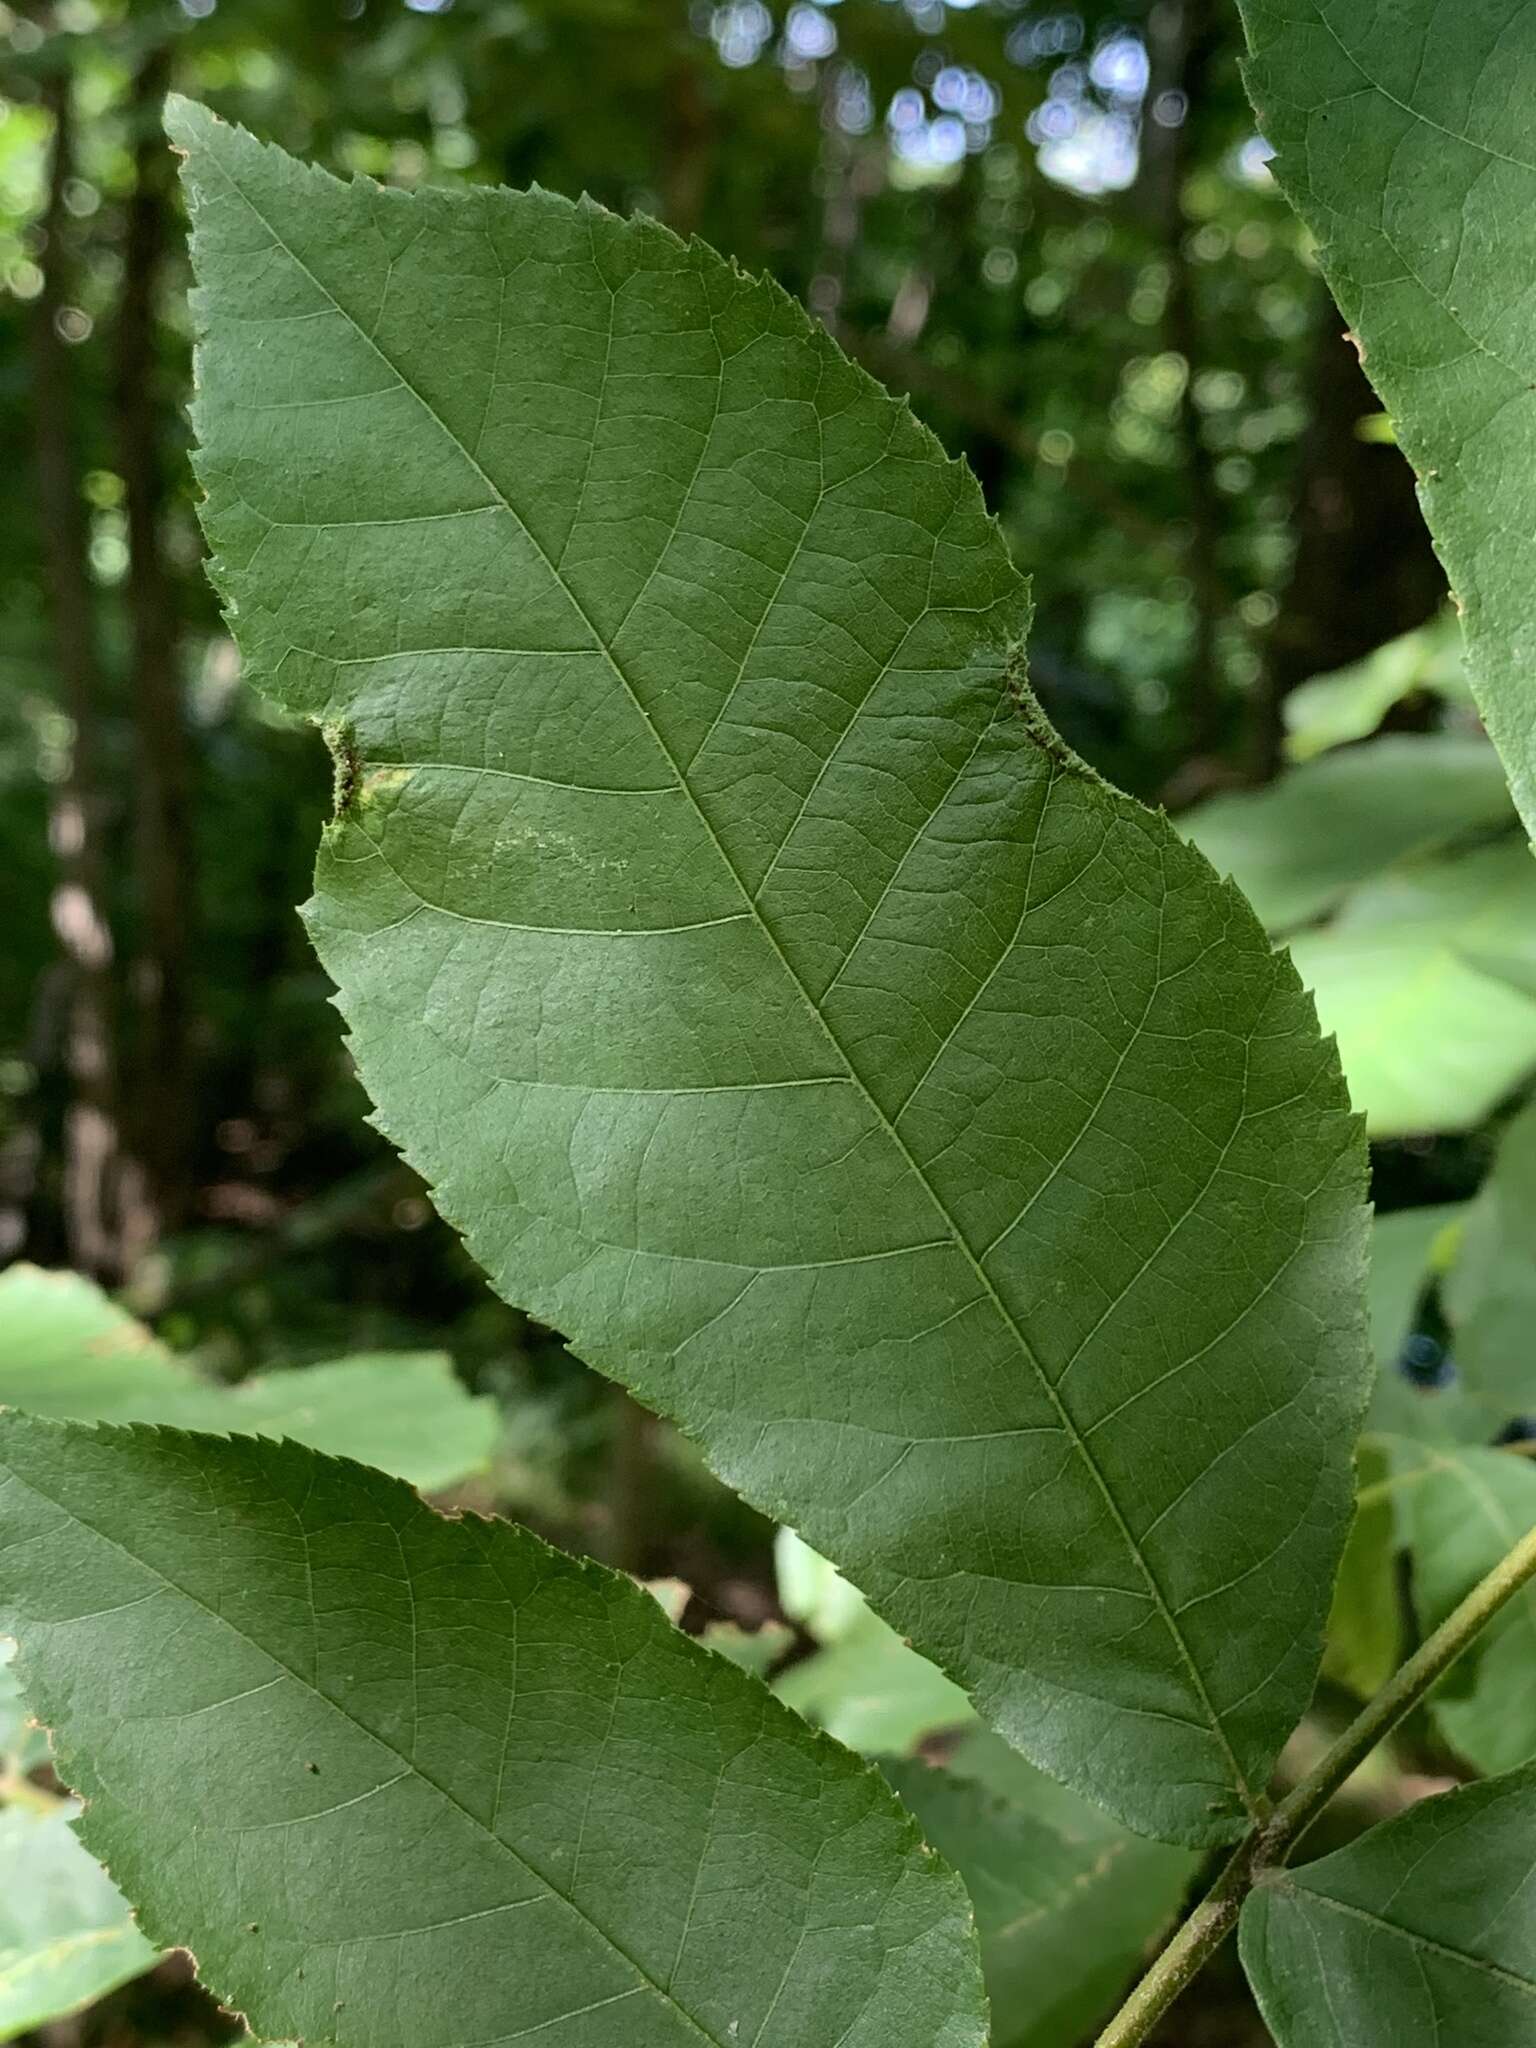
(1443, 1097), (1536, 1420)
(1239, 1), (1536, 835)
(0, 1807), (155, 2041)
(170, 97), (1368, 1847)
(1183, 734), (1510, 934)
(0, 1265), (497, 1492)
(0, 1416), (985, 2048)
(1240, 1768), (1536, 2046)
(1404, 1443), (1536, 1774)
(1287, 839), (1536, 1134)
(889, 1734), (1195, 2048)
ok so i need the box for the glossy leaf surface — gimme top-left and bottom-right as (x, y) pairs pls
(0, 1416), (985, 2048)
(173, 96), (1368, 1844)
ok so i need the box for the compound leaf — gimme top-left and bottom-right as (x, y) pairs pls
(171, 97), (1368, 1844)
(1239, 0), (1536, 833)
(1240, 1768), (1536, 2047)
(0, 1415), (985, 2048)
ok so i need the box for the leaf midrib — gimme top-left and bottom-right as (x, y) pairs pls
(3, 1461), (731, 2048)
(1272, 1878), (1536, 2001)
(201, 137), (1259, 1819)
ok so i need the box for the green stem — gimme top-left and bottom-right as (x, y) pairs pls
(1094, 1512), (1536, 2048)
(1267, 1510), (1536, 1852)
(1094, 1839), (1254, 2048)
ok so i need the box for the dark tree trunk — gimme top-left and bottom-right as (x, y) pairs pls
(1143, 0), (1227, 765)
(1252, 297), (1446, 778)
(116, 38), (198, 1235)
(660, 51), (713, 240)
(29, 62), (144, 1277)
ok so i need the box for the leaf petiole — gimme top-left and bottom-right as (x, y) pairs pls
(1094, 1511), (1536, 2047)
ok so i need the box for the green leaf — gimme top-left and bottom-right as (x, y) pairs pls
(771, 1530), (974, 1755)
(0, 1265), (497, 1492)
(1367, 1204), (1464, 1374)
(776, 1611), (977, 1758)
(1404, 1444), (1536, 1774)
(696, 1619), (794, 1679)
(1361, 1204), (1479, 1448)
(0, 1415), (986, 2048)
(171, 95), (1369, 1847)
(1281, 616), (1470, 765)
(0, 1807), (155, 2040)
(1287, 839), (1536, 1134)
(1240, 1768), (1536, 2046)
(0, 1644), (42, 1773)
(1239, 2), (1536, 836)
(888, 1733), (1196, 2048)
(1183, 734), (1511, 934)
(1321, 1439), (1401, 1700)
(774, 1528), (871, 1645)
(1443, 1097), (1536, 1421)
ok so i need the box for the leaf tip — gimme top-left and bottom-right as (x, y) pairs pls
(163, 92), (214, 159)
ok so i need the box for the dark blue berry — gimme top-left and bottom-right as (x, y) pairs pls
(1398, 1333), (1456, 1390)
